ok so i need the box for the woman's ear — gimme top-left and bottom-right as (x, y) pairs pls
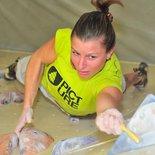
(106, 46), (115, 60)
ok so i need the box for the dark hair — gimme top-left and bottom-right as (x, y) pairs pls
(71, 0), (123, 52)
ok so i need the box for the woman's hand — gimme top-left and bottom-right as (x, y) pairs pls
(15, 108), (33, 136)
(96, 108), (124, 135)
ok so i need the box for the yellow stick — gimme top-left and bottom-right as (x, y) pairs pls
(120, 125), (141, 143)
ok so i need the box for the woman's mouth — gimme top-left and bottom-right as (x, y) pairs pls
(78, 71), (89, 77)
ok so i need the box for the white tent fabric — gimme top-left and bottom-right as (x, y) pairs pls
(0, 0), (155, 63)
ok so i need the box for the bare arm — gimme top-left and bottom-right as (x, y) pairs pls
(24, 38), (57, 109)
(96, 87), (124, 135)
(96, 87), (122, 114)
(15, 38), (57, 135)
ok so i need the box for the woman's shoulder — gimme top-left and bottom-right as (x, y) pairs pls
(54, 28), (72, 56)
(55, 28), (72, 37)
(55, 28), (72, 47)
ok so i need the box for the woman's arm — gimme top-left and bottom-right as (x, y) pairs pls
(96, 87), (124, 135)
(15, 38), (57, 135)
(24, 38), (57, 109)
(96, 87), (122, 114)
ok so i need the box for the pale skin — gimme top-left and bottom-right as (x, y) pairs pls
(15, 35), (123, 136)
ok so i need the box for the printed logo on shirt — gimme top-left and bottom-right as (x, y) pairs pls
(48, 66), (63, 86)
(48, 66), (82, 110)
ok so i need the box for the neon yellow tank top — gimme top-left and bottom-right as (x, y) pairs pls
(41, 28), (122, 116)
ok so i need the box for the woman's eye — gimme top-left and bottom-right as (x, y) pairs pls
(72, 51), (79, 56)
(88, 55), (97, 59)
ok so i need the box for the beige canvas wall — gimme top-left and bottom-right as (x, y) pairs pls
(0, 0), (155, 63)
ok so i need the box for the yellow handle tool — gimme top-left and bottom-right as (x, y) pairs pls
(120, 125), (141, 143)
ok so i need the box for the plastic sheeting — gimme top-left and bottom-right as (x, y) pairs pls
(0, 0), (155, 63)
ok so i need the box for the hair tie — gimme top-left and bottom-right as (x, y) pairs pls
(106, 12), (113, 23)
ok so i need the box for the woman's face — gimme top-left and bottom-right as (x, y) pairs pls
(71, 35), (113, 79)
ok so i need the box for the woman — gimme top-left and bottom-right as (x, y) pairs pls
(3, 0), (148, 136)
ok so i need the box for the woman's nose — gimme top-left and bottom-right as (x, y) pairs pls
(78, 58), (86, 70)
